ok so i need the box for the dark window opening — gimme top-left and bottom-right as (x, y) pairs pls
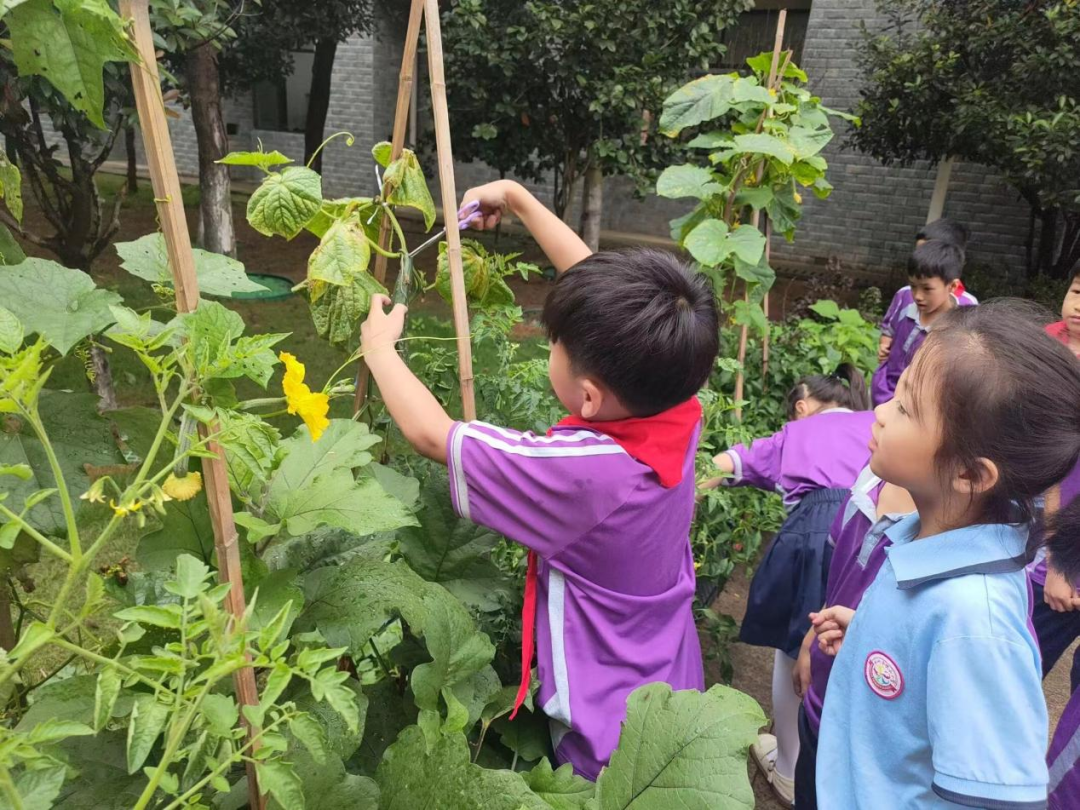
(252, 49), (316, 132)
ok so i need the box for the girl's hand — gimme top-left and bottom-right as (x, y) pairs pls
(878, 335), (892, 363)
(810, 606), (855, 657)
(460, 180), (517, 231)
(792, 633), (813, 697)
(1044, 566), (1078, 612)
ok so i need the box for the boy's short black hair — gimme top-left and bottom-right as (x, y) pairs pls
(541, 249), (719, 416)
(916, 218), (969, 248)
(908, 239), (965, 283)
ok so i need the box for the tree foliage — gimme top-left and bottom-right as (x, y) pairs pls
(441, 0), (753, 218)
(851, 0), (1080, 277)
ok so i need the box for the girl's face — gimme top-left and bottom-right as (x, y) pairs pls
(1061, 276), (1080, 337)
(868, 358), (943, 496)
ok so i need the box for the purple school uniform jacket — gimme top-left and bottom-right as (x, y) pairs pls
(872, 304), (935, 406)
(1049, 686), (1080, 807)
(446, 420), (704, 780)
(723, 409), (876, 507)
(880, 286), (977, 338)
(803, 466), (911, 732)
(1029, 460), (1080, 587)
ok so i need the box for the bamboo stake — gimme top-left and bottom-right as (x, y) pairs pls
(424, 0), (476, 420)
(355, 0), (426, 414)
(121, 4), (264, 807)
(734, 9), (787, 419)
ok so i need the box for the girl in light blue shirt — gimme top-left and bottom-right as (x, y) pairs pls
(812, 302), (1080, 809)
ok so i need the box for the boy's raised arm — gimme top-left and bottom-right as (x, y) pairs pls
(460, 180), (591, 274)
(361, 295), (453, 464)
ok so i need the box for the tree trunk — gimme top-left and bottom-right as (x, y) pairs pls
(305, 38), (338, 174)
(1037, 208), (1059, 278)
(579, 156), (603, 252)
(186, 44), (235, 257)
(125, 124), (138, 194)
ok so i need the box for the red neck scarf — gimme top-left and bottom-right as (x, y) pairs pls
(509, 397), (702, 719)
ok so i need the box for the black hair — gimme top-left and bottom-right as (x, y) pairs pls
(916, 218), (969, 248)
(908, 239), (965, 284)
(541, 248), (720, 416)
(904, 302), (1080, 573)
(786, 363), (871, 419)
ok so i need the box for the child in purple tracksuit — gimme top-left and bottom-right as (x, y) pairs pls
(361, 180), (719, 780)
(792, 465), (915, 809)
(871, 239), (969, 405)
(700, 363), (873, 807)
(878, 219), (977, 364)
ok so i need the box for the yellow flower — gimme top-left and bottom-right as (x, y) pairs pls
(80, 478), (107, 504)
(163, 472), (203, 502)
(768, 87), (777, 98)
(794, 192), (803, 204)
(110, 499), (144, 518)
(694, 560), (702, 571)
(278, 352), (330, 442)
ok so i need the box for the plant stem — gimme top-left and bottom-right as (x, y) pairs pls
(0, 505), (73, 563)
(131, 383), (190, 491)
(131, 680), (214, 810)
(160, 714), (289, 810)
(306, 131), (354, 169)
(238, 396), (286, 411)
(51, 638), (170, 697)
(26, 411), (81, 560)
(369, 638), (393, 683)
(0, 767), (24, 810)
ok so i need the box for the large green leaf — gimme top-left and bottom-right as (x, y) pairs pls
(659, 74), (737, 136)
(0, 154), (23, 224)
(278, 750), (379, 810)
(179, 300), (286, 387)
(114, 233), (270, 298)
(591, 684), (765, 810)
(308, 217), (372, 286)
(291, 679), (368, 762)
(376, 726), (549, 810)
(5, 764), (66, 810)
(126, 694), (170, 774)
(378, 145), (435, 231)
(257, 760), (306, 810)
(398, 481), (512, 613)
(655, 165), (722, 201)
(263, 420), (414, 538)
(136, 490), (216, 571)
(7, 0), (136, 129)
(309, 272), (387, 346)
(298, 554), (494, 736)
(52, 733), (145, 809)
(0, 223), (27, 266)
(788, 125), (834, 160)
(0, 391), (122, 536)
(522, 759), (594, 809)
(683, 219), (730, 267)
(0, 259), (121, 354)
(729, 133), (796, 166)
(247, 167), (323, 239)
(725, 223), (768, 266)
(217, 149), (293, 171)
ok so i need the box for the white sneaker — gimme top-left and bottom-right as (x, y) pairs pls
(749, 733), (795, 808)
(750, 733), (778, 776)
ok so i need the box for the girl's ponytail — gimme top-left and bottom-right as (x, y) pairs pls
(835, 363), (871, 412)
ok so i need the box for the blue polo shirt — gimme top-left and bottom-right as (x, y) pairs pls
(817, 514), (1048, 809)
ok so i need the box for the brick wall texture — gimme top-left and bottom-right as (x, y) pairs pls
(30, 1), (1036, 280)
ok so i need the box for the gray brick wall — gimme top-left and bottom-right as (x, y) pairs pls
(26, 0), (1035, 282)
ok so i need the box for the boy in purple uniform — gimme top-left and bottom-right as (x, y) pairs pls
(871, 239), (968, 406)
(360, 179), (719, 779)
(792, 466), (915, 809)
(878, 219), (976, 363)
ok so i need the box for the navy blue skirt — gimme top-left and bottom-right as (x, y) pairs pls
(739, 487), (846, 658)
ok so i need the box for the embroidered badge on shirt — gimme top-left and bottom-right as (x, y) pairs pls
(864, 651), (903, 699)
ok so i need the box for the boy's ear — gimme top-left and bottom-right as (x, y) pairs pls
(579, 378), (605, 420)
(952, 457), (1000, 498)
(946, 279), (961, 295)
